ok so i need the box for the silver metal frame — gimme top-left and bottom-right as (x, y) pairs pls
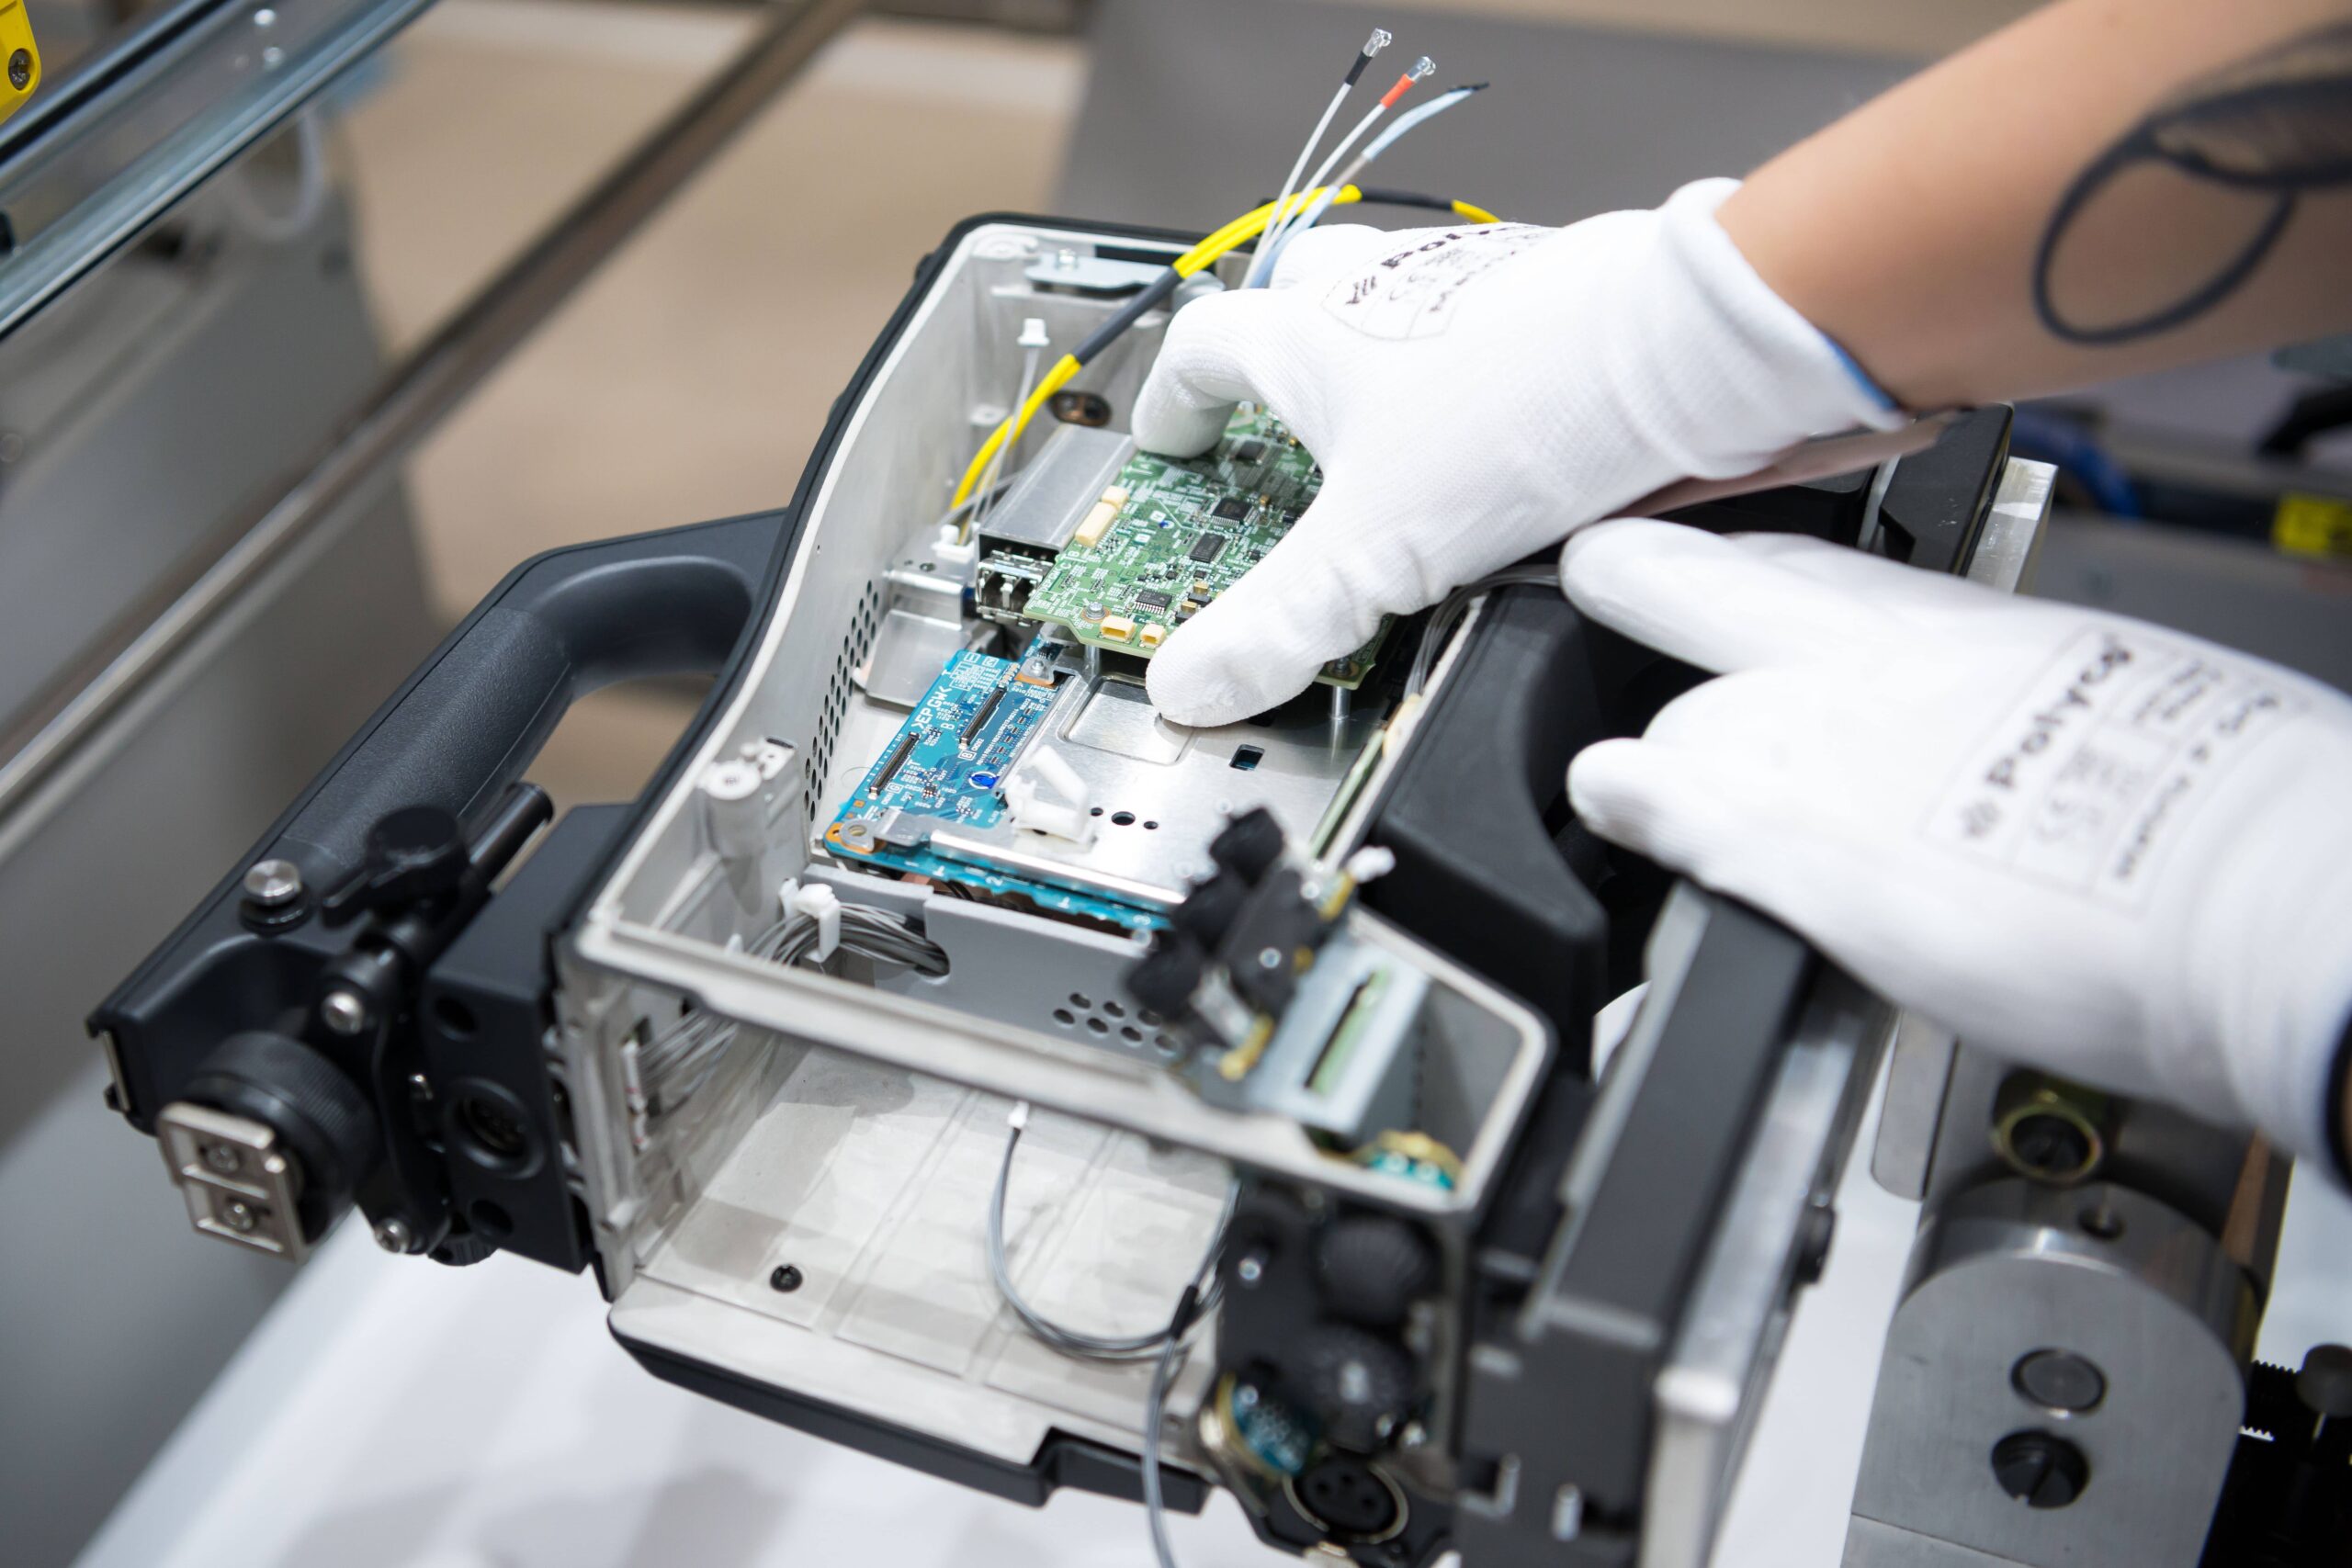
(0, 0), (435, 337)
(568, 218), (1548, 1241)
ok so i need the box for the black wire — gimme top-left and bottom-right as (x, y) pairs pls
(1352, 186), (1476, 216)
(1072, 267), (1183, 364)
(1067, 190), (1484, 369)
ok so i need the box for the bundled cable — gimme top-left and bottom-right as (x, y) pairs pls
(1253, 55), (1436, 285)
(1256, 82), (1491, 285)
(947, 180), (1499, 512)
(1241, 28), (1395, 291)
(641, 903), (949, 1116)
(1407, 562), (1560, 696)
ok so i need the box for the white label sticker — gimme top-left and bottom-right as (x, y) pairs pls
(1925, 627), (2301, 909)
(1320, 225), (1549, 341)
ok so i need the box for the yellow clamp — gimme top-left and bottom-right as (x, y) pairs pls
(0, 0), (40, 127)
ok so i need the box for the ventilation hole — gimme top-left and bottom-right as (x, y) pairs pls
(1069, 992), (1091, 1010)
(1111, 811), (1136, 827)
(1086, 1017), (1110, 1035)
(1231, 745), (1264, 771)
(1138, 1009), (1164, 1027)
(1052, 1008), (1076, 1025)
(1089, 807), (1104, 817)
(1120, 1025), (1143, 1043)
(1143, 820), (1159, 830)
(1102, 999), (1125, 1019)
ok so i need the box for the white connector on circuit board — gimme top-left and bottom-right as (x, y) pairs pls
(1003, 749), (1095, 844)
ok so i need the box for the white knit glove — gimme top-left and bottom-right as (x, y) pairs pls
(1562, 520), (2352, 1166)
(1131, 177), (1898, 726)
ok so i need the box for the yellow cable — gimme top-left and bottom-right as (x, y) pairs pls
(953, 354), (1080, 509)
(950, 186), (1495, 509)
(950, 190), (1351, 506)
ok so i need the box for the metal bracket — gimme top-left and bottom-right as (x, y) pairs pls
(156, 1101), (309, 1260)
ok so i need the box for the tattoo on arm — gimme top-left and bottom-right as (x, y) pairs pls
(2033, 22), (2352, 346)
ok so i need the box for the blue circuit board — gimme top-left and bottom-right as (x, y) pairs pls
(822, 649), (1167, 931)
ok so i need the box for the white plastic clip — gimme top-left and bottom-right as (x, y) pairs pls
(781, 878), (842, 962)
(1007, 1100), (1030, 1134)
(1017, 316), (1051, 351)
(1003, 749), (1095, 843)
(1342, 845), (1396, 886)
(933, 523), (979, 574)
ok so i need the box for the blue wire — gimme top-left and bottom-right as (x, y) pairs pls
(1254, 85), (1486, 285)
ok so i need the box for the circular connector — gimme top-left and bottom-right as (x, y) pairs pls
(1991, 1073), (2110, 1185)
(185, 1032), (382, 1245)
(1287, 1455), (1407, 1542)
(1990, 1429), (2089, 1508)
(448, 1080), (537, 1174)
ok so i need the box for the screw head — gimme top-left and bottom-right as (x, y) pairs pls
(202, 1143), (243, 1176)
(243, 858), (304, 908)
(320, 989), (369, 1036)
(373, 1217), (414, 1254)
(2014, 1349), (2106, 1414)
(1990, 1429), (2089, 1508)
(221, 1200), (260, 1233)
(769, 1263), (805, 1293)
(1236, 1251), (1266, 1286)
(7, 50), (29, 91)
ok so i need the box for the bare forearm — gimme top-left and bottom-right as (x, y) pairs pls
(1718, 0), (2352, 409)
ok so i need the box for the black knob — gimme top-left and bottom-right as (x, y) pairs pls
(1170, 872), (1248, 943)
(322, 805), (469, 924)
(1297, 1323), (1417, 1452)
(1793, 1196), (1838, 1286)
(1317, 1215), (1436, 1328)
(1990, 1429), (2089, 1508)
(2298, 1343), (2352, 1418)
(1210, 809), (1285, 885)
(1126, 934), (1206, 1020)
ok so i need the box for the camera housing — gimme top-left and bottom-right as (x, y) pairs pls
(93, 214), (2034, 1567)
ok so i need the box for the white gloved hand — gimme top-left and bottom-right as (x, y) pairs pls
(1131, 177), (1899, 726)
(1561, 520), (2352, 1167)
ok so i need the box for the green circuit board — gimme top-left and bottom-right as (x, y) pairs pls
(1021, 408), (1388, 688)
